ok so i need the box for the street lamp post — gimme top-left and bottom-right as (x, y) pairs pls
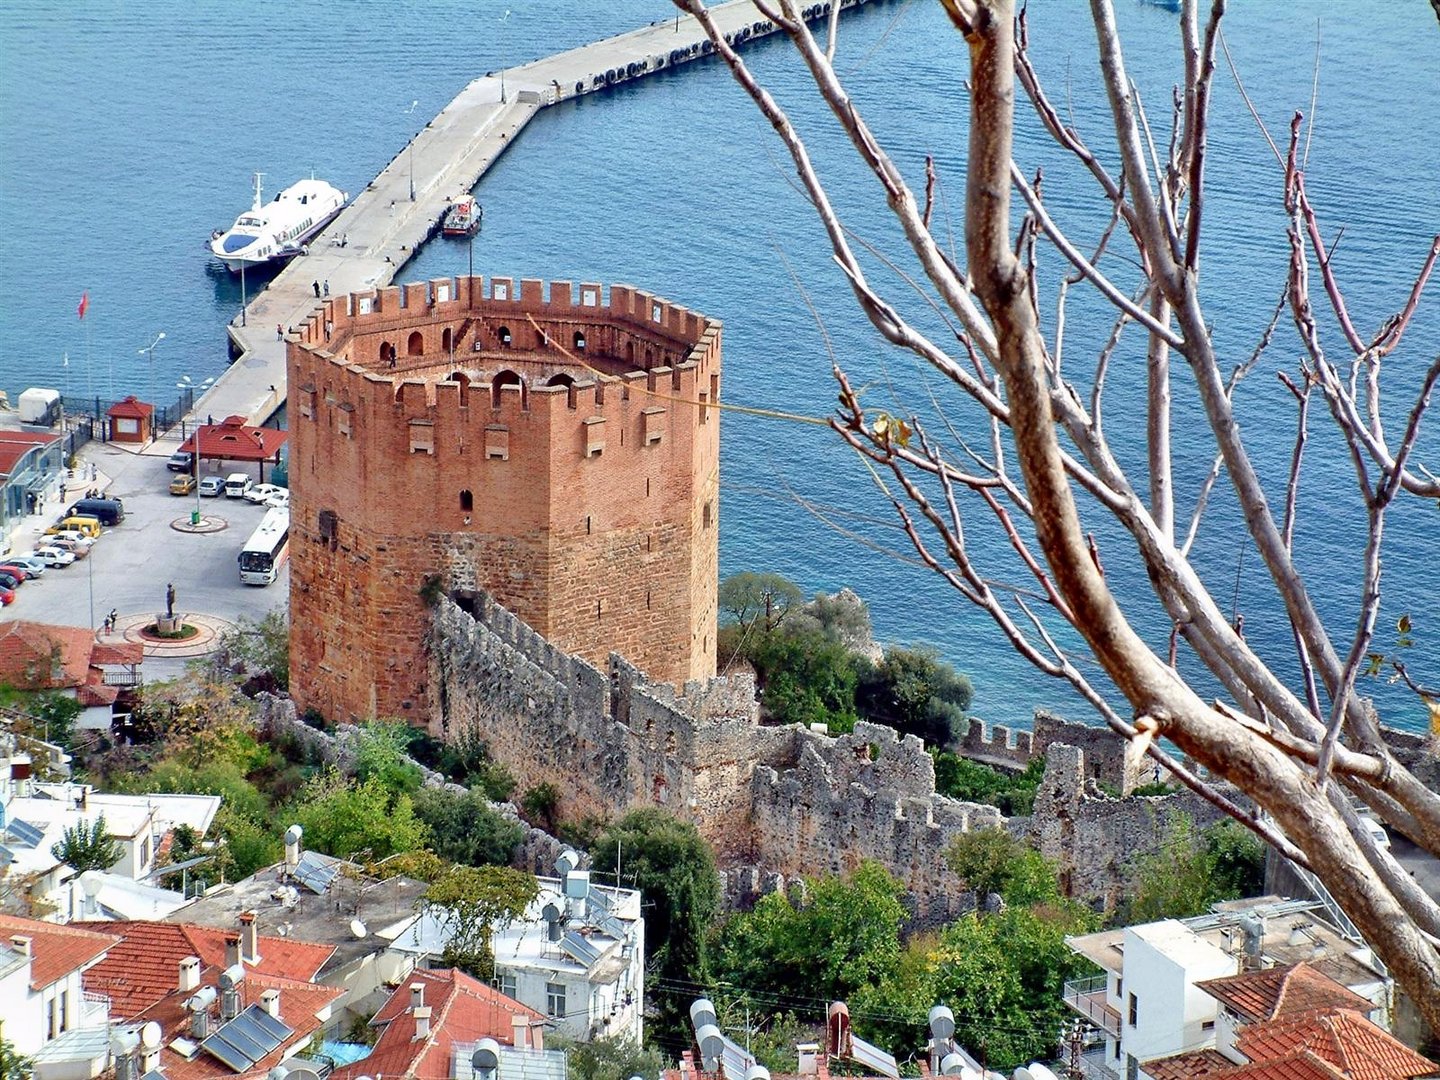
(178, 376), (213, 526)
(138, 331), (166, 426)
(406, 99), (419, 201)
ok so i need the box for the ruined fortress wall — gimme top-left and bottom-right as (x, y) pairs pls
(958, 710), (1144, 793)
(430, 592), (1219, 912)
(288, 277), (720, 724)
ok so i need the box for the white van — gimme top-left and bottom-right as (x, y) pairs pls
(224, 473), (254, 499)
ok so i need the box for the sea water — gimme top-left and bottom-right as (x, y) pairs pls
(2, 0), (1437, 731)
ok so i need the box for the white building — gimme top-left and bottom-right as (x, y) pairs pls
(0, 914), (116, 1066)
(392, 851), (646, 1044)
(1063, 898), (1391, 1080)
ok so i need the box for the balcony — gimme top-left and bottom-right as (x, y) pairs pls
(78, 989), (110, 1028)
(1063, 975), (1121, 1038)
(1076, 1047), (1122, 1080)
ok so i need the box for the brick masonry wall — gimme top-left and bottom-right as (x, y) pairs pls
(428, 591), (1237, 913)
(287, 277), (720, 725)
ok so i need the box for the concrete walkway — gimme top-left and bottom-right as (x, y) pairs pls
(191, 0), (876, 427)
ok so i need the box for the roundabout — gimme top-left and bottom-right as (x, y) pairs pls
(102, 611), (236, 659)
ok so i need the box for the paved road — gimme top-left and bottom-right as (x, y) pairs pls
(1, 439), (287, 681)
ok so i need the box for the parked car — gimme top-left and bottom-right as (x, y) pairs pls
(167, 450), (196, 472)
(49, 529), (94, 549)
(244, 483), (284, 504)
(170, 474), (197, 496)
(224, 473), (253, 499)
(265, 489), (290, 510)
(47, 536), (89, 559)
(0, 570), (22, 591)
(45, 516), (101, 539)
(199, 476), (227, 497)
(0, 555), (46, 577)
(67, 497), (124, 525)
(32, 545), (76, 568)
(0, 584), (13, 605)
(0, 561), (43, 581)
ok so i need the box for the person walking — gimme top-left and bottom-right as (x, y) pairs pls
(323, 280), (330, 296)
(312, 280), (321, 297)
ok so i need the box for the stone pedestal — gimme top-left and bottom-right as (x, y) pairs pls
(155, 614), (182, 634)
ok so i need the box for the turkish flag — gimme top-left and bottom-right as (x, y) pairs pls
(77, 292), (89, 320)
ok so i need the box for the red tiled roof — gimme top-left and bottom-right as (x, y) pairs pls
(0, 620), (94, 690)
(1238, 1008), (1438, 1080)
(78, 920), (336, 1018)
(89, 640), (144, 666)
(1197, 963), (1373, 1023)
(107, 395), (154, 419)
(179, 416), (287, 462)
(1214, 1051), (1349, 1080)
(0, 430), (60, 475)
(0, 914), (119, 990)
(1145, 1050), (1237, 1080)
(130, 971), (343, 1080)
(331, 967), (543, 1080)
(76, 681), (120, 706)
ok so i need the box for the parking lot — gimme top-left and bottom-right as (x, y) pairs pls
(1, 437), (287, 678)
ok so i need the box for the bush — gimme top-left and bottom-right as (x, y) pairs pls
(855, 645), (973, 747)
(933, 754), (1044, 816)
(412, 786), (524, 868)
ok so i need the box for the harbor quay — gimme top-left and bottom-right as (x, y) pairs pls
(190, 0), (875, 427)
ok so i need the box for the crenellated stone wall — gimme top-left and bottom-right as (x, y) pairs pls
(428, 591), (1237, 912)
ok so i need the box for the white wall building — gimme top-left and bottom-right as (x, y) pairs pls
(0, 915), (116, 1062)
(391, 853), (646, 1044)
(1063, 898), (1392, 1080)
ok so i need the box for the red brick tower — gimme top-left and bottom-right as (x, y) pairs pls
(286, 276), (721, 726)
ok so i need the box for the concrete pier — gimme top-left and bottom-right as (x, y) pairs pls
(193, 0), (873, 426)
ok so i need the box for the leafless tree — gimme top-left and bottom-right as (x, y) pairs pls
(674, 0), (1440, 1028)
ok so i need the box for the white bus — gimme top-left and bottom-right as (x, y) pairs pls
(238, 507), (290, 585)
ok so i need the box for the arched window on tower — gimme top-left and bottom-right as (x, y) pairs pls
(492, 369), (524, 407)
(497, 326), (513, 347)
(407, 330), (424, 356)
(460, 489), (473, 512)
(573, 331), (587, 351)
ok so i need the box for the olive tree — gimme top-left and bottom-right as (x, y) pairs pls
(674, 0), (1440, 1026)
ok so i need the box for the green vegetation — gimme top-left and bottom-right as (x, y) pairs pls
(946, 827), (1061, 906)
(208, 608), (290, 692)
(555, 1036), (665, 1080)
(0, 685), (83, 758)
(718, 572), (973, 742)
(51, 815), (124, 873)
(1122, 814), (1268, 923)
(412, 786), (525, 868)
(932, 755), (1045, 816)
(422, 865), (538, 979)
(0, 1036), (32, 1080)
(289, 771), (429, 862)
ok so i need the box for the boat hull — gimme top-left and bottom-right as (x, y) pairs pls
(209, 179), (347, 273)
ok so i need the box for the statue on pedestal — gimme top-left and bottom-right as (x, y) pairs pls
(166, 582), (175, 621)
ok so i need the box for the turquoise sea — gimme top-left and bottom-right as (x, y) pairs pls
(2, 1), (1437, 732)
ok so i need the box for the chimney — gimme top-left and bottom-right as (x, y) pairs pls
(178, 955), (201, 993)
(225, 933), (241, 971)
(9, 935), (31, 957)
(260, 989), (281, 1021)
(531, 1025), (543, 1052)
(410, 982), (425, 1011)
(413, 1006), (432, 1040)
(240, 911), (261, 964)
(512, 1014), (529, 1050)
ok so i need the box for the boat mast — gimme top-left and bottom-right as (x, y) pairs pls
(251, 171), (265, 211)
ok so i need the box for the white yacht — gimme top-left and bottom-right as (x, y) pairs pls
(209, 173), (347, 272)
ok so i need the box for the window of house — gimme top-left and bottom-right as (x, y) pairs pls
(1128, 992), (1138, 1027)
(1202, 1020), (1215, 1032)
(139, 836), (150, 868)
(493, 973), (517, 999)
(1126, 1055), (1138, 1080)
(546, 981), (567, 1019)
(1114, 976), (1122, 999)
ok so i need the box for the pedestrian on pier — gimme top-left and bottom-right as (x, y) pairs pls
(323, 280), (330, 296)
(312, 280), (321, 298)
(277, 324), (284, 340)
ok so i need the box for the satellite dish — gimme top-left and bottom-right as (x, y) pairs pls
(141, 1022), (162, 1049)
(473, 1037), (501, 1072)
(350, 918), (368, 939)
(690, 998), (717, 1032)
(695, 1023), (724, 1070)
(80, 869), (104, 898)
(940, 1055), (966, 1076)
(281, 1067), (322, 1080)
(1028, 1065), (1060, 1080)
(284, 824), (303, 844)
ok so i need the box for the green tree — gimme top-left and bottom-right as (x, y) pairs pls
(51, 815), (124, 873)
(1126, 814), (1269, 923)
(590, 810), (720, 1042)
(747, 628), (859, 730)
(289, 771), (429, 861)
(0, 1036), (32, 1080)
(1206, 820), (1268, 900)
(715, 861), (907, 1004)
(354, 721), (424, 796)
(208, 609), (290, 692)
(556, 1035), (665, 1080)
(932, 755), (1044, 816)
(719, 571), (804, 634)
(412, 786), (525, 868)
(946, 827), (1060, 907)
(422, 865), (538, 980)
(521, 782), (560, 831)
(855, 646), (973, 747)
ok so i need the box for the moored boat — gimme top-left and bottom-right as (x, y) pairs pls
(209, 173), (347, 272)
(442, 195), (482, 237)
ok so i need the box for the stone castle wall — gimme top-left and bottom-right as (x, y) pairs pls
(287, 276), (721, 725)
(430, 591), (1232, 912)
(958, 711), (1140, 793)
